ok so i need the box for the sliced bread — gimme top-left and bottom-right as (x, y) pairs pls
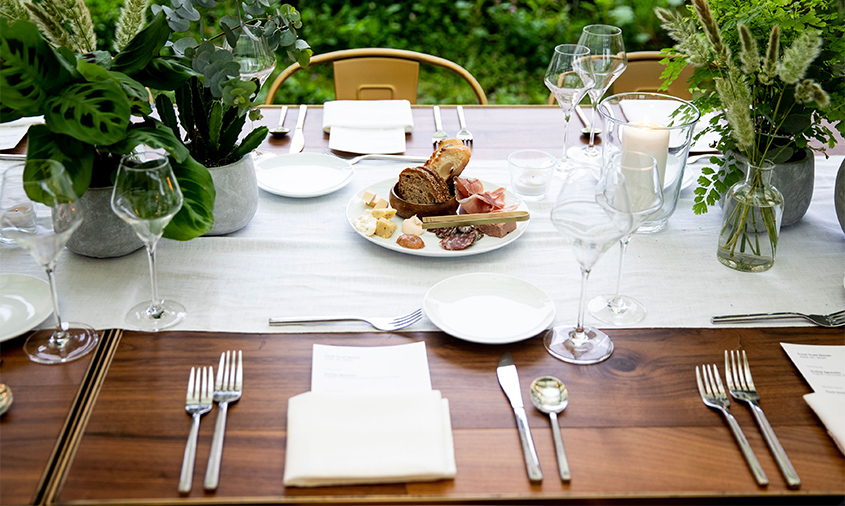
(397, 167), (452, 204)
(426, 143), (472, 188)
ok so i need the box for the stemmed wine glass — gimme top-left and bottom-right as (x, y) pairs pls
(588, 152), (663, 325)
(111, 152), (186, 331)
(0, 160), (99, 364)
(569, 25), (628, 165)
(225, 25), (277, 89)
(544, 164), (635, 365)
(544, 44), (596, 173)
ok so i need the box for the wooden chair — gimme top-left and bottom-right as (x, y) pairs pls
(264, 48), (488, 105)
(547, 51), (694, 105)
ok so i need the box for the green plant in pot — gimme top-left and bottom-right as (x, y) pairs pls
(656, 0), (845, 227)
(655, 0), (841, 271)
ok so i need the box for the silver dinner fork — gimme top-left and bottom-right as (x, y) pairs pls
(711, 309), (845, 327)
(725, 350), (800, 489)
(456, 105), (473, 148)
(432, 105), (449, 148)
(204, 350), (243, 491)
(269, 308), (423, 331)
(695, 364), (768, 487)
(178, 366), (213, 494)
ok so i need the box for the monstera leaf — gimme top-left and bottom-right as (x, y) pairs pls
(25, 125), (95, 197)
(0, 19), (75, 117)
(76, 60), (153, 117)
(44, 81), (131, 145)
(165, 154), (215, 240)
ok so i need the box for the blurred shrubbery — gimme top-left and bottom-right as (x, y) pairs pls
(108, 0), (682, 103)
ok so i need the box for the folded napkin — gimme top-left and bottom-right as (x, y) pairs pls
(804, 392), (845, 456)
(283, 390), (456, 487)
(322, 100), (414, 134)
(0, 116), (44, 150)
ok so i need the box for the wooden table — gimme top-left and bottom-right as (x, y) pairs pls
(30, 327), (844, 505)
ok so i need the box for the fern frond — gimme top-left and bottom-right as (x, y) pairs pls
(0, 0), (31, 23)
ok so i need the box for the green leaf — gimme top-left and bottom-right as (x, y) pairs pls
(208, 101), (223, 151)
(164, 154), (215, 240)
(109, 120), (190, 163)
(111, 12), (171, 76)
(232, 126), (268, 160)
(0, 19), (75, 116)
(44, 81), (131, 145)
(76, 60), (152, 116)
(25, 124), (94, 197)
(154, 94), (180, 138)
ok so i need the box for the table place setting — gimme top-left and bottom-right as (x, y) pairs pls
(323, 99), (414, 154)
(283, 341), (456, 487)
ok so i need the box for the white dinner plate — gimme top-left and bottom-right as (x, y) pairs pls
(424, 273), (555, 344)
(0, 273), (52, 342)
(346, 178), (529, 257)
(256, 153), (354, 198)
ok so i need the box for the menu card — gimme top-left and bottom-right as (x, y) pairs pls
(781, 343), (845, 455)
(284, 341), (457, 487)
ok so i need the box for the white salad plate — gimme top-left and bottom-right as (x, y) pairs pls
(424, 273), (555, 344)
(256, 153), (354, 198)
(346, 178), (529, 257)
(0, 273), (52, 342)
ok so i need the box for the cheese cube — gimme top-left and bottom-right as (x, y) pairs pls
(371, 208), (396, 220)
(374, 218), (398, 238)
(373, 198), (389, 209)
(362, 191), (378, 207)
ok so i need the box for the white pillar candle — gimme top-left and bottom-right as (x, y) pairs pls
(621, 121), (670, 187)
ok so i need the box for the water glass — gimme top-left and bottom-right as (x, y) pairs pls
(508, 150), (557, 201)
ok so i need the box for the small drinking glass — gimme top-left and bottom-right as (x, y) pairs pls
(0, 161), (98, 364)
(544, 166), (635, 365)
(111, 152), (186, 331)
(569, 25), (628, 166)
(588, 152), (663, 325)
(508, 150), (557, 201)
(544, 44), (596, 172)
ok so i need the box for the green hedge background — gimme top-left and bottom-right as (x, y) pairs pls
(88, 0), (683, 104)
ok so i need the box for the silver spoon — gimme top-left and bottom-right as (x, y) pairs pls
(575, 105), (602, 136)
(529, 376), (571, 482)
(0, 383), (12, 416)
(269, 106), (290, 137)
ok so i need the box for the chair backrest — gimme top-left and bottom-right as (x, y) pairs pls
(264, 48), (488, 105)
(546, 51), (694, 105)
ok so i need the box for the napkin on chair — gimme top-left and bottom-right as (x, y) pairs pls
(803, 392), (845, 456)
(323, 100), (414, 154)
(283, 390), (456, 487)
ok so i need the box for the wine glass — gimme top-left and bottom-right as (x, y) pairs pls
(588, 152), (663, 325)
(544, 165), (635, 365)
(111, 151), (186, 331)
(225, 25), (277, 89)
(544, 44), (596, 173)
(569, 25), (628, 166)
(0, 161), (99, 364)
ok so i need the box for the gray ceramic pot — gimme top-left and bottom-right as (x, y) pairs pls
(725, 149), (814, 227)
(66, 186), (144, 258)
(205, 154), (259, 236)
(835, 158), (845, 235)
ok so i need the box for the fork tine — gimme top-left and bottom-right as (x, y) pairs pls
(235, 350), (243, 391)
(228, 350), (237, 390)
(724, 351), (735, 391)
(695, 366), (706, 397)
(711, 364), (727, 397)
(828, 309), (845, 318)
(215, 353), (225, 390)
(393, 308), (422, 324)
(740, 350), (756, 391)
(187, 367), (196, 402)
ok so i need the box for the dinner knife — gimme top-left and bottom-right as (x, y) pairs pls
(497, 352), (543, 482)
(289, 104), (307, 153)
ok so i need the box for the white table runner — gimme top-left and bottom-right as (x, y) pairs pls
(2, 156), (843, 334)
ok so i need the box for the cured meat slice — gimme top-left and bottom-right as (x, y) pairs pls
(440, 229), (481, 250)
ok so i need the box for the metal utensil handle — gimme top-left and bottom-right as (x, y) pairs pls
(354, 155), (429, 164)
(549, 411), (571, 482)
(711, 313), (799, 323)
(269, 316), (359, 325)
(433, 105), (444, 131)
(204, 401), (229, 491)
(513, 407), (543, 482)
(295, 104), (307, 129)
(749, 402), (800, 488)
(178, 414), (201, 494)
(276, 106), (288, 129)
(721, 409), (768, 486)
(457, 105), (467, 128)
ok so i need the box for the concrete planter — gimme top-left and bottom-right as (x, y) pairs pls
(835, 158), (845, 235)
(205, 154), (259, 236)
(66, 186), (144, 258)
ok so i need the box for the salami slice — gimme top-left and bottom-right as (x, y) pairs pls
(429, 227), (457, 238)
(440, 229), (481, 250)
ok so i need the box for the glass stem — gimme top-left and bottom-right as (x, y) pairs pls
(145, 239), (163, 318)
(587, 103), (598, 149)
(612, 236), (631, 303)
(44, 266), (68, 345)
(561, 111), (571, 164)
(574, 265), (591, 335)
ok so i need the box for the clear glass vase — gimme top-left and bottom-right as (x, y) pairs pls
(717, 160), (783, 272)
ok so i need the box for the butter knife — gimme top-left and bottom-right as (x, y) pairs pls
(289, 104), (307, 153)
(497, 352), (543, 482)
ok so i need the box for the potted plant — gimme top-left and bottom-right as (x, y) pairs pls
(655, 0), (845, 226)
(0, 0), (310, 253)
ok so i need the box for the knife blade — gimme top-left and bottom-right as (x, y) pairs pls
(289, 104), (307, 153)
(497, 352), (543, 482)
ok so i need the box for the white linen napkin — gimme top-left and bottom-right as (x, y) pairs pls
(283, 390), (457, 487)
(803, 392), (845, 456)
(0, 116), (44, 150)
(323, 100), (414, 155)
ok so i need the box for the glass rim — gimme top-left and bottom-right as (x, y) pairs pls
(598, 92), (701, 130)
(10, 159), (67, 183)
(119, 151), (171, 171)
(553, 43), (590, 56)
(582, 24), (623, 35)
(508, 149), (558, 168)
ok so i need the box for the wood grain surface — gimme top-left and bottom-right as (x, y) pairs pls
(54, 327), (844, 505)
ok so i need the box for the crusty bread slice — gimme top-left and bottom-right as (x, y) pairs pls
(397, 167), (452, 204)
(426, 143), (472, 187)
